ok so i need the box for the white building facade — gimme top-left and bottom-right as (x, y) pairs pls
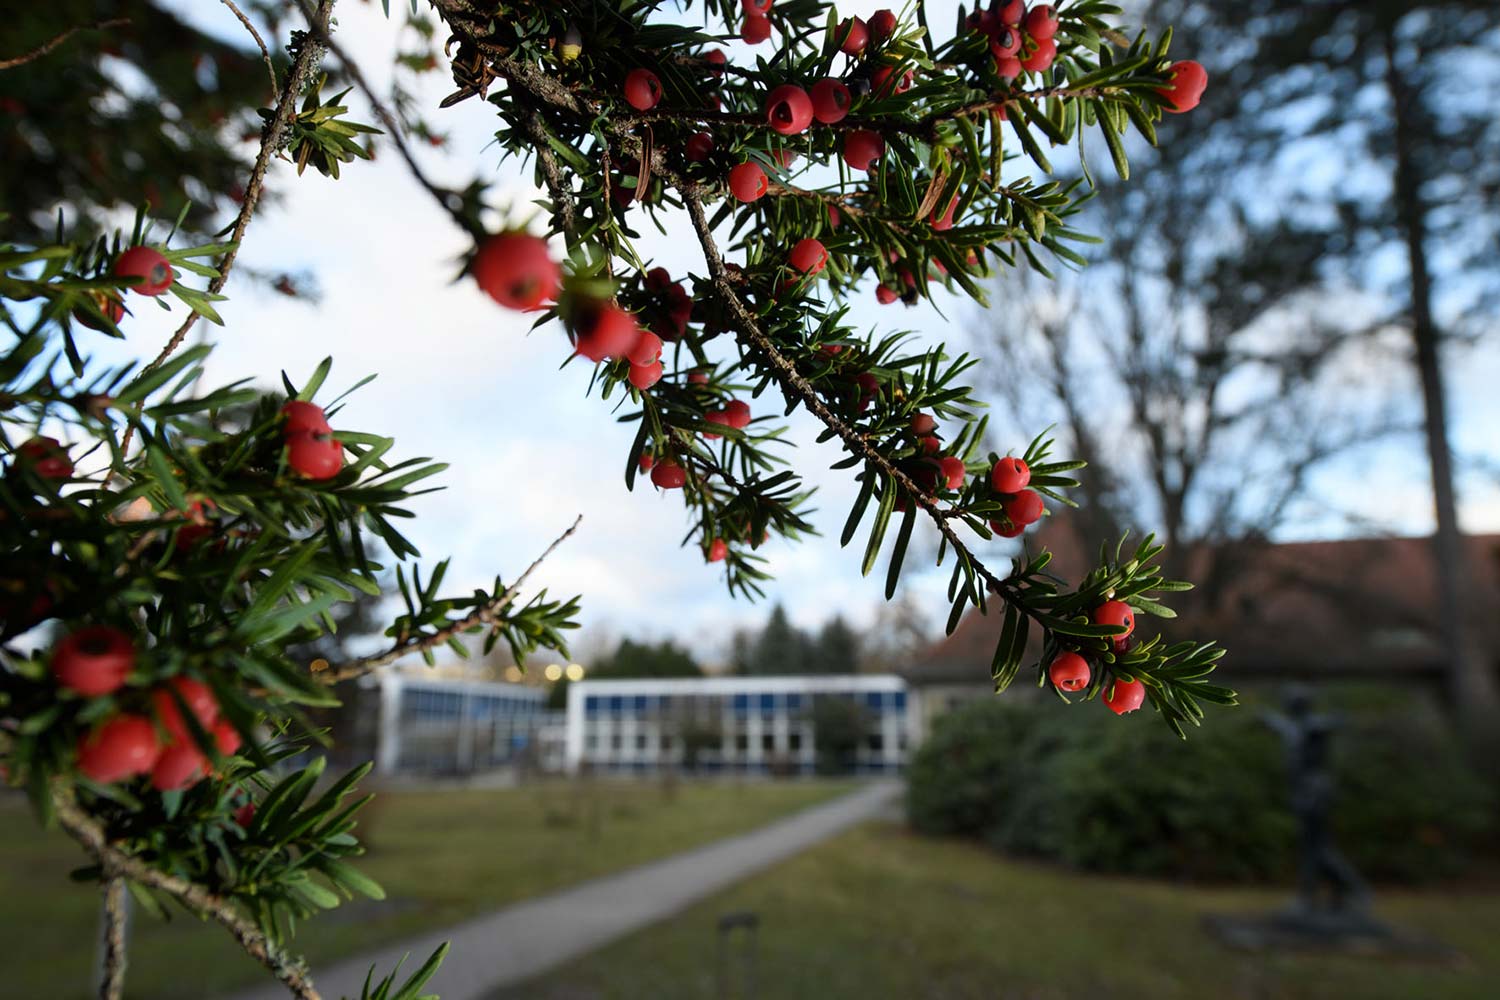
(369, 672), (548, 775)
(563, 675), (914, 775)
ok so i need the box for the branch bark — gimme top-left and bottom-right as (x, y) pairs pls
(0, 17), (129, 71)
(53, 786), (324, 1000)
(323, 513), (582, 684)
(97, 877), (129, 1000)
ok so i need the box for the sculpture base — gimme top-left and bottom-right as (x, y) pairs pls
(1203, 907), (1458, 961)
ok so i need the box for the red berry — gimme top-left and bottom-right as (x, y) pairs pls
(77, 290), (126, 332)
(989, 26), (1023, 59)
(994, 55), (1023, 79)
(724, 400), (752, 429)
(827, 204), (842, 228)
(234, 801), (256, 827)
(1022, 37), (1056, 73)
(931, 194), (959, 231)
(151, 740), (208, 791)
(876, 283), (898, 304)
(910, 412), (937, 436)
(810, 78), (852, 124)
(629, 360), (664, 390)
(645, 267), (672, 293)
(989, 518), (1025, 538)
(151, 676), (219, 743)
(707, 538), (728, 562)
(766, 85), (814, 136)
(729, 161), (769, 202)
(919, 435), (942, 455)
(1003, 488), (1044, 526)
(52, 626), (134, 696)
(1049, 651), (1091, 693)
(114, 245), (173, 296)
(1092, 600), (1136, 639)
(1104, 677), (1147, 715)
(651, 460), (687, 489)
(990, 456), (1030, 493)
(685, 132), (715, 161)
(472, 233), (560, 311)
(705, 50), (727, 75)
(843, 130), (885, 171)
(574, 303), (642, 362)
(868, 9), (897, 43)
(77, 715), (160, 784)
(639, 453), (655, 471)
(855, 372), (879, 410)
(15, 436), (73, 479)
(742, 14), (771, 45)
(1025, 5), (1059, 40)
(769, 147), (799, 170)
(1158, 60), (1208, 113)
(624, 69), (663, 111)
(742, 0), (773, 13)
(999, 1), (1026, 25)
(703, 410), (732, 439)
(872, 65), (914, 98)
(689, 371), (710, 385)
(939, 456), (967, 490)
(281, 400), (330, 437)
(837, 17), (869, 55)
(628, 330), (663, 366)
(286, 433), (343, 480)
(211, 718), (242, 757)
(789, 238), (828, 276)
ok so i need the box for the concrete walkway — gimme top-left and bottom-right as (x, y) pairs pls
(223, 780), (901, 1000)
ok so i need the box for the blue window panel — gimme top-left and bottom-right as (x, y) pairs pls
(633, 695), (649, 712)
(758, 693), (775, 712)
(786, 693), (803, 711)
(732, 693), (750, 714)
(865, 692), (884, 711)
(893, 691), (907, 711)
(585, 695), (600, 716)
(608, 695), (624, 714)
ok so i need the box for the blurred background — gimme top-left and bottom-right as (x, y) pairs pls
(2, 0), (1498, 998)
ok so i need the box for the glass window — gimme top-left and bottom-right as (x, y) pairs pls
(761, 733), (775, 752)
(786, 693), (803, 711)
(788, 732), (802, 751)
(633, 695), (649, 712)
(732, 693), (750, 715)
(758, 693), (776, 713)
(636, 733), (648, 750)
(867, 733), (884, 752)
(865, 691), (884, 711)
(893, 691), (907, 711)
(734, 733), (749, 752)
(608, 695), (624, 714)
(585, 695), (600, 716)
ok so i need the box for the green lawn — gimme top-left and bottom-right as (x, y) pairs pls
(1, 776), (855, 1000)
(497, 822), (1500, 1000)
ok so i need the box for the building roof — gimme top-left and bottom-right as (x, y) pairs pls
(903, 532), (1500, 687)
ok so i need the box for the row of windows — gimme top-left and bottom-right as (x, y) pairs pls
(399, 688), (543, 721)
(581, 759), (903, 774)
(583, 731), (906, 755)
(582, 690), (907, 717)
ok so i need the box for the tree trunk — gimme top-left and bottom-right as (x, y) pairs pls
(1384, 28), (1500, 738)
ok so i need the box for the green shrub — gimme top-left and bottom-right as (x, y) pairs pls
(906, 691), (1494, 883)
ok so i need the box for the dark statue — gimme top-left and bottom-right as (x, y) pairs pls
(1261, 685), (1372, 919)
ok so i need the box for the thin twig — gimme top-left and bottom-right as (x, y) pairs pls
(98, 877), (129, 1000)
(323, 514), (582, 684)
(221, 0), (279, 100)
(678, 189), (1021, 606)
(0, 17), (129, 71)
(53, 786), (324, 1000)
(528, 114), (579, 242)
(300, 4), (479, 237)
(140, 0), (338, 378)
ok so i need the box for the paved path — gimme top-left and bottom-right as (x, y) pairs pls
(223, 780), (901, 1000)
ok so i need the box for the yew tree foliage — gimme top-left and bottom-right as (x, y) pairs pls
(2, 1), (1231, 997)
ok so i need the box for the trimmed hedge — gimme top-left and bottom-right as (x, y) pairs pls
(906, 694), (1494, 882)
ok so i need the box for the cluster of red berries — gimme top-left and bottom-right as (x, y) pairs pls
(967, 2), (1061, 79)
(1045, 599), (1144, 714)
(51, 626), (243, 790)
(740, 0), (777, 45)
(703, 399), (752, 440)
(987, 456), (1043, 537)
(281, 400), (343, 480)
(892, 411), (970, 510)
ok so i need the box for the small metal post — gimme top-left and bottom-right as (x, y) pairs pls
(715, 910), (759, 1000)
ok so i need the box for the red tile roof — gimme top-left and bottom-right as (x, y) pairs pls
(905, 532), (1500, 685)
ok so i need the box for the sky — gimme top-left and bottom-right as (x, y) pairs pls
(94, 1), (1500, 668)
